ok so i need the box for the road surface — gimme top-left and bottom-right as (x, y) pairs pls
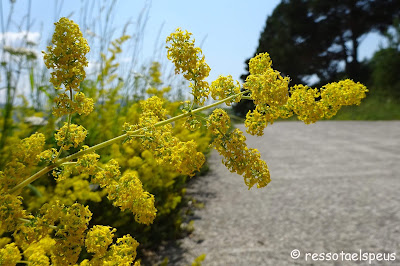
(155, 121), (400, 266)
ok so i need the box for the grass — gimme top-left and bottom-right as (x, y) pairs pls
(230, 94), (400, 124)
(332, 95), (400, 120)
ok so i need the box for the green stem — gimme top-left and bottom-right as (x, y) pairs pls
(193, 113), (210, 123)
(8, 90), (249, 194)
(18, 218), (58, 230)
(61, 162), (77, 166)
(241, 95), (253, 100)
(54, 89), (73, 161)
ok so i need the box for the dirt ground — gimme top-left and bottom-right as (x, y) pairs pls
(152, 121), (400, 266)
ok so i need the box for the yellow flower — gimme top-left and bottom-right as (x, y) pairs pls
(210, 75), (242, 106)
(106, 235), (139, 265)
(166, 28), (210, 105)
(39, 201), (92, 265)
(37, 148), (58, 164)
(244, 67), (289, 107)
(54, 123), (87, 150)
(43, 17), (89, 91)
(109, 171), (157, 225)
(74, 92), (94, 116)
(0, 193), (28, 231)
(206, 108), (231, 135)
(140, 96), (167, 121)
(24, 237), (55, 266)
(149, 61), (162, 85)
(15, 132), (46, 166)
(0, 243), (21, 265)
(85, 225), (116, 257)
(287, 84), (325, 124)
(94, 161), (157, 225)
(76, 148), (100, 175)
(208, 109), (271, 189)
(248, 52), (273, 75)
(286, 79), (368, 123)
(320, 79), (368, 118)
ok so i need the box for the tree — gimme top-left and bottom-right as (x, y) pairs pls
(369, 19), (400, 98)
(309, 0), (400, 81)
(233, 0), (400, 116)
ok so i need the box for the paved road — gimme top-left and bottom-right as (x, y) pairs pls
(158, 121), (400, 266)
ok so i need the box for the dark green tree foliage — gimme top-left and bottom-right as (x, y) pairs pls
(234, 0), (400, 116)
(369, 19), (400, 99)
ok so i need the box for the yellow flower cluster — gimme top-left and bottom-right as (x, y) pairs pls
(23, 237), (55, 266)
(125, 96), (205, 176)
(320, 79), (368, 118)
(208, 109), (271, 189)
(76, 148), (100, 175)
(15, 133), (45, 166)
(10, 201), (92, 265)
(0, 193), (28, 231)
(43, 17), (89, 91)
(166, 28), (211, 105)
(13, 215), (50, 249)
(53, 91), (94, 117)
(37, 148), (58, 164)
(93, 159), (120, 187)
(83, 227), (139, 265)
(1, 198), (140, 265)
(244, 53), (290, 107)
(210, 75), (242, 106)
(287, 85), (324, 124)
(85, 225), (116, 257)
(0, 133), (46, 190)
(107, 234), (139, 265)
(74, 92), (94, 116)
(140, 96), (167, 121)
(94, 161), (157, 225)
(183, 114), (202, 131)
(241, 53), (291, 136)
(149, 61), (162, 86)
(158, 132), (205, 176)
(248, 51), (273, 74)
(286, 79), (368, 124)
(53, 93), (73, 117)
(245, 105), (292, 136)
(111, 171), (157, 225)
(0, 243), (21, 265)
(43, 17), (93, 117)
(52, 175), (103, 205)
(43, 202), (92, 265)
(54, 123), (87, 150)
(243, 53), (368, 135)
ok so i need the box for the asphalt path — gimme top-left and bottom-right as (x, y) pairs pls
(157, 121), (400, 266)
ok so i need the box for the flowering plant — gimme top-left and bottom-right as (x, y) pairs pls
(0, 19), (367, 265)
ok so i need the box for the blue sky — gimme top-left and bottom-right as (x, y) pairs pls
(3, 0), (385, 84)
